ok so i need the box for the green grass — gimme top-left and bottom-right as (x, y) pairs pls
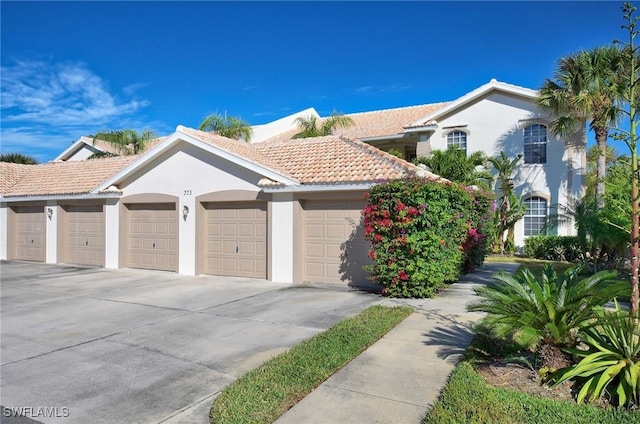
(424, 361), (640, 424)
(209, 305), (413, 424)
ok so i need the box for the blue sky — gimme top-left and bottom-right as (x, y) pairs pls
(0, 1), (629, 162)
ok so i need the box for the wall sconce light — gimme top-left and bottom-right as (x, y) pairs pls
(182, 205), (189, 221)
(47, 208), (53, 220)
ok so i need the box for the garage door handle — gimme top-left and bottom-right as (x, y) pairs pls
(236, 245), (239, 254)
(31, 239), (34, 244)
(86, 239), (89, 246)
(153, 241), (156, 249)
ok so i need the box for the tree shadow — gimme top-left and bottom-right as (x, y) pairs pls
(339, 213), (380, 292)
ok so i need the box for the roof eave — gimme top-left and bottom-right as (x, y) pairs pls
(1, 192), (123, 203)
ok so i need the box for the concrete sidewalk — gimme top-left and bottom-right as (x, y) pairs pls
(276, 262), (519, 424)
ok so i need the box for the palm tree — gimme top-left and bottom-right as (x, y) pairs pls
(538, 46), (625, 210)
(291, 111), (354, 139)
(199, 113), (253, 141)
(0, 153), (39, 164)
(414, 147), (492, 189)
(93, 129), (157, 156)
(488, 152), (524, 254)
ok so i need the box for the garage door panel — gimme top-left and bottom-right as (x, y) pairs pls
(302, 200), (370, 285)
(204, 203), (267, 278)
(13, 207), (46, 262)
(127, 203), (178, 272)
(61, 205), (105, 267)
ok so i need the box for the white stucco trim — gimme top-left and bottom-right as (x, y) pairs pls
(270, 193), (295, 283)
(263, 183), (374, 193)
(0, 203), (7, 260)
(179, 195), (196, 275)
(94, 128), (300, 193)
(104, 199), (119, 269)
(45, 202), (57, 264)
(407, 79), (538, 128)
(1, 193), (122, 203)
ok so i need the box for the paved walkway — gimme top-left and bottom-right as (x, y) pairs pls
(276, 262), (520, 424)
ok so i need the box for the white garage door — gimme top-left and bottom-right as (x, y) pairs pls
(302, 200), (370, 285)
(127, 203), (178, 272)
(204, 202), (267, 278)
(63, 205), (105, 267)
(13, 206), (45, 262)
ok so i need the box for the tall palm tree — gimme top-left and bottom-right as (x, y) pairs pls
(291, 111), (354, 139)
(538, 46), (625, 210)
(0, 153), (39, 164)
(93, 129), (157, 156)
(488, 151), (525, 254)
(199, 113), (253, 141)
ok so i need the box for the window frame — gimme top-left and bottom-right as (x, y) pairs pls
(446, 130), (468, 153)
(524, 196), (548, 236)
(523, 124), (547, 164)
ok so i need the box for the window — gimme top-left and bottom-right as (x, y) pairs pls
(447, 131), (467, 152)
(524, 124), (547, 164)
(524, 197), (547, 236)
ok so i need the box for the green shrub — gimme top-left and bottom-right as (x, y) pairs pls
(363, 177), (493, 298)
(548, 304), (640, 407)
(524, 236), (583, 262)
(467, 265), (626, 370)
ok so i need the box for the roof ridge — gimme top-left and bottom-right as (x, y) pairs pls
(334, 101), (449, 118)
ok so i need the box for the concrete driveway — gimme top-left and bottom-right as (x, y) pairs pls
(1, 261), (382, 424)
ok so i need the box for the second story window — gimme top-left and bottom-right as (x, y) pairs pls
(447, 130), (467, 153)
(524, 124), (547, 164)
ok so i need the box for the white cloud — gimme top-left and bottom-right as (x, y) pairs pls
(354, 84), (412, 95)
(1, 60), (148, 126)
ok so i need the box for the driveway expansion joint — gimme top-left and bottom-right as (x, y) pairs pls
(324, 384), (428, 408)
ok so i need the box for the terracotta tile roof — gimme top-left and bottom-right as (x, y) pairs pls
(87, 136), (166, 155)
(2, 156), (138, 197)
(0, 162), (32, 195)
(176, 126), (298, 181)
(254, 135), (437, 185)
(260, 102), (448, 143)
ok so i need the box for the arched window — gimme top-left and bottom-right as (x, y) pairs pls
(524, 197), (547, 236)
(446, 130), (467, 152)
(523, 124), (547, 164)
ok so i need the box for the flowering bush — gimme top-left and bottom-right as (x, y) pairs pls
(363, 177), (494, 298)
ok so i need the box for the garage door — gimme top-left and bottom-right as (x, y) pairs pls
(127, 203), (178, 272)
(13, 206), (45, 262)
(204, 203), (267, 278)
(63, 205), (105, 267)
(302, 200), (370, 285)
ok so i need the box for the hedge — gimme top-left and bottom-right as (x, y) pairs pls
(524, 236), (582, 262)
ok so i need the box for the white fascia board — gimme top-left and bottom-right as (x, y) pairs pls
(93, 130), (299, 193)
(360, 134), (406, 142)
(407, 80), (539, 128)
(402, 124), (438, 134)
(262, 183), (374, 193)
(1, 192), (122, 203)
(52, 138), (103, 162)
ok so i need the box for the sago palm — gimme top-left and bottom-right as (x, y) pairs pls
(468, 265), (627, 369)
(538, 46), (625, 210)
(199, 113), (253, 141)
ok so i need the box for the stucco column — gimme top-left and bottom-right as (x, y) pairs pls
(416, 133), (432, 158)
(45, 202), (58, 263)
(179, 195), (196, 275)
(270, 193), (294, 283)
(104, 199), (120, 269)
(0, 203), (7, 260)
